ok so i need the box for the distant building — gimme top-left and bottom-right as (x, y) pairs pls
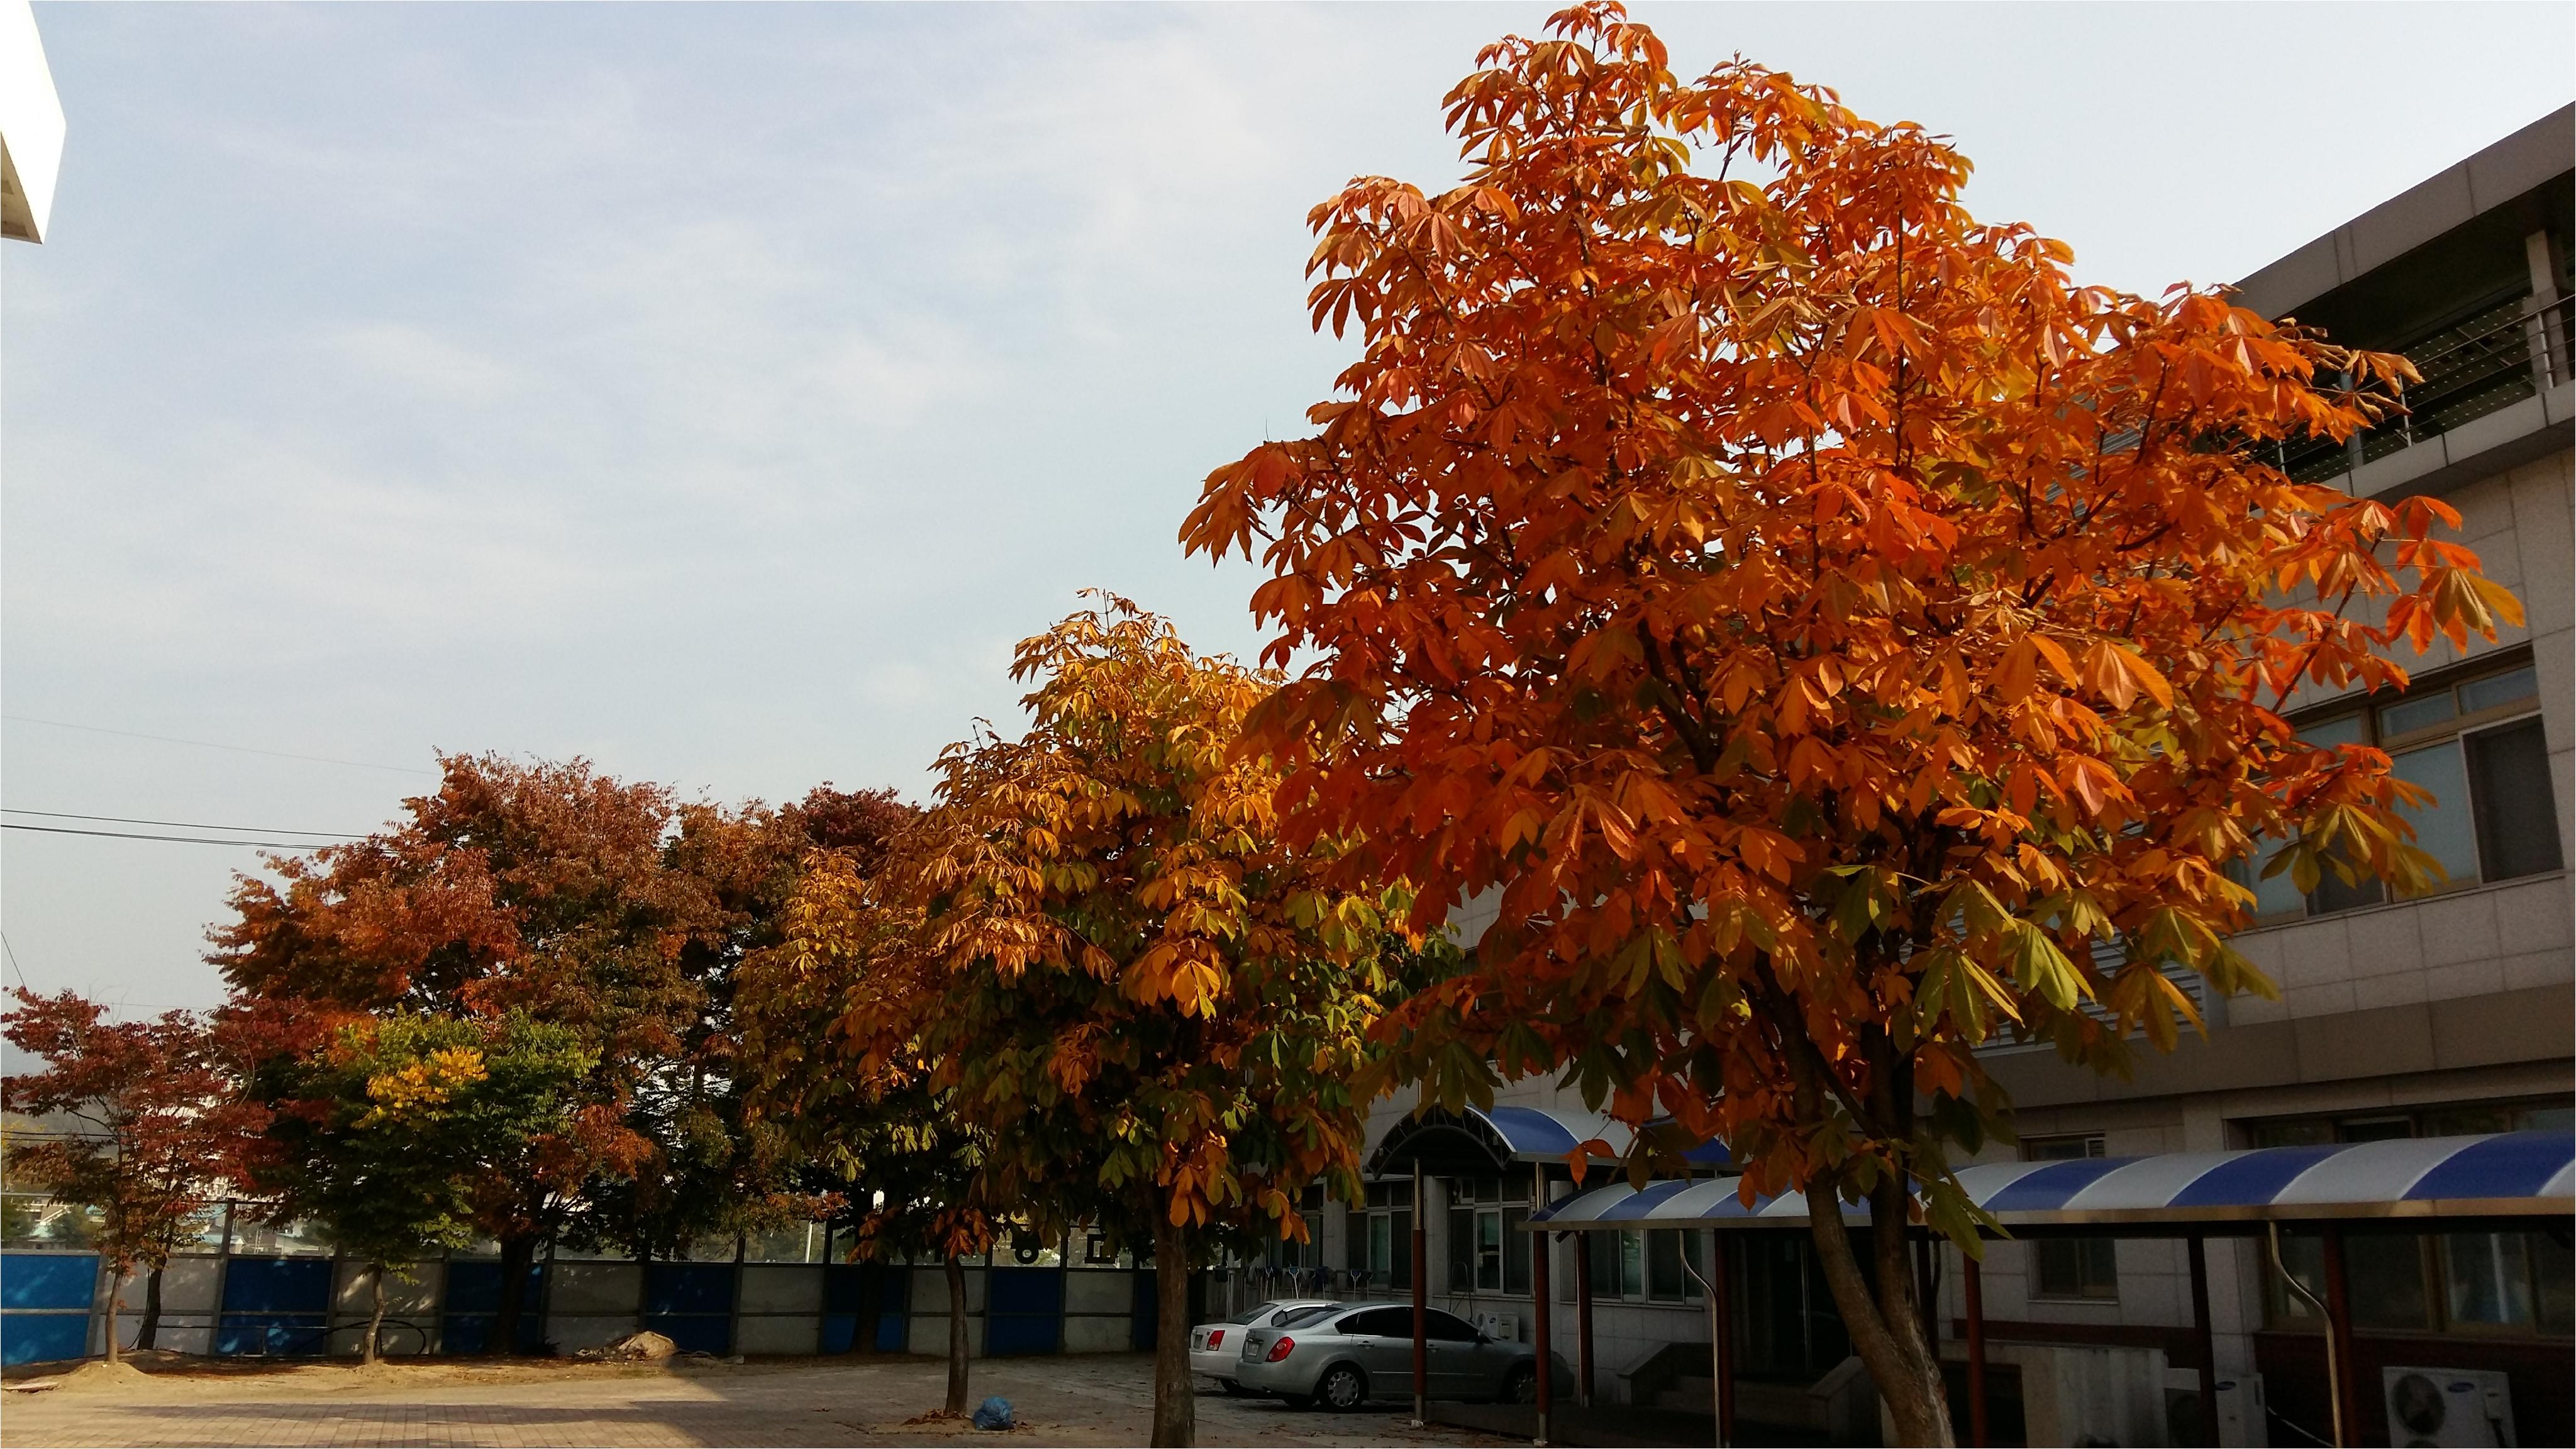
(0, 0), (62, 245)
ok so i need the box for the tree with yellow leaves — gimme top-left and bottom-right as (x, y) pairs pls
(241, 1011), (592, 1363)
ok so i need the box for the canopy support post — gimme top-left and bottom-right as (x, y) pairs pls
(2188, 1233), (2219, 1448)
(1913, 1232), (1937, 1348)
(1574, 1231), (1594, 1407)
(2321, 1225), (2359, 1447)
(1963, 1245), (1989, 1449)
(1714, 1231), (1735, 1448)
(1412, 1158), (1428, 1428)
(1531, 1162), (1550, 1446)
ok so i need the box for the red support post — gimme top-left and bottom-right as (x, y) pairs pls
(1531, 1163), (1552, 1445)
(1914, 1233), (1937, 1349)
(2321, 1226), (2360, 1447)
(1574, 1234), (1595, 1407)
(2189, 1235), (2219, 1448)
(1412, 1160), (1428, 1428)
(1963, 1248), (1989, 1449)
(1710, 1230), (1735, 1448)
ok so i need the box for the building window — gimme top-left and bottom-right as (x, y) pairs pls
(2026, 1136), (2118, 1301)
(2251, 1102), (2574, 1338)
(1445, 1176), (1530, 1296)
(1586, 1226), (1704, 1304)
(1348, 1181), (1413, 1292)
(2238, 659), (2559, 923)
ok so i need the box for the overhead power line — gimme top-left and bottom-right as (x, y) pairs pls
(2, 808), (364, 840)
(1, 822), (341, 850)
(1, 714), (435, 776)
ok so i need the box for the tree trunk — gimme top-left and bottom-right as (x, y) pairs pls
(853, 1261), (882, 1357)
(364, 1262), (388, 1366)
(136, 1266), (164, 1352)
(1149, 1216), (1195, 1449)
(489, 1235), (536, 1357)
(943, 1256), (971, 1415)
(1807, 1185), (1953, 1446)
(103, 1266), (124, 1365)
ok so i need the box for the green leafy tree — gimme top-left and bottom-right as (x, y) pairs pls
(247, 1011), (592, 1363)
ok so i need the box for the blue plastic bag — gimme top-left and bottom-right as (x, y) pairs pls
(972, 1396), (1015, 1431)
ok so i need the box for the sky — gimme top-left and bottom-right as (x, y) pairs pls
(4, 1), (2572, 1019)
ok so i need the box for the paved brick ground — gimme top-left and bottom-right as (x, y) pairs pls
(0, 1355), (1515, 1448)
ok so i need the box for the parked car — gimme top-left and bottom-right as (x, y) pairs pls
(1189, 1300), (1335, 1394)
(1234, 1302), (1555, 1411)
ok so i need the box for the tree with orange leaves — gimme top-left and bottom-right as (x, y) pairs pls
(837, 597), (1436, 1447)
(1181, 6), (2521, 1441)
(738, 824), (997, 1415)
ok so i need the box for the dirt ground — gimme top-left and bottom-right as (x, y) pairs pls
(0, 1352), (1518, 1448)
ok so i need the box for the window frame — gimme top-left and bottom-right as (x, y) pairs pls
(1443, 1176), (1530, 1297)
(1584, 1225), (1705, 1305)
(2023, 1135), (2119, 1302)
(2240, 654), (2555, 925)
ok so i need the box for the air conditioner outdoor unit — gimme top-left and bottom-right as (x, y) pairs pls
(2384, 1367), (2516, 1448)
(1472, 1311), (1519, 1342)
(2213, 1375), (2267, 1448)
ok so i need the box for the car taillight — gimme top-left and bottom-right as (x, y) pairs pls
(1266, 1336), (1296, 1362)
(1206, 1330), (1224, 1350)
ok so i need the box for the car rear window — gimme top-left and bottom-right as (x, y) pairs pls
(1336, 1307), (1408, 1336)
(1277, 1305), (1338, 1329)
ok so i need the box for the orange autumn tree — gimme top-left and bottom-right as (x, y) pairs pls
(737, 823), (999, 1418)
(1180, 6), (2522, 1443)
(893, 597), (1430, 1448)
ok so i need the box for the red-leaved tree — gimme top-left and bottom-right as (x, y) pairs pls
(3, 990), (265, 1362)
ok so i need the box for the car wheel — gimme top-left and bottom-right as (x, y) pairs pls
(1316, 1363), (1368, 1412)
(1504, 1365), (1538, 1405)
(1219, 1378), (1248, 1396)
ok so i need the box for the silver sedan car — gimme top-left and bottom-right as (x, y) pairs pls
(1233, 1302), (1550, 1411)
(1189, 1299), (1333, 1394)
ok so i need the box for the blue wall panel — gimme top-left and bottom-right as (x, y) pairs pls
(640, 1263), (733, 1355)
(1, 1313), (89, 1366)
(219, 1257), (332, 1313)
(216, 1258), (331, 1357)
(0, 1253), (97, 1311)
(438, 1260), (547, 1355)
(1130, 1269), (1157, 1352)
(639, 1313), (730, 1355)
(643, 1263), (733, 1316)
(820, 1263), (908, 1353)
(985, 1268), (1062, 1357)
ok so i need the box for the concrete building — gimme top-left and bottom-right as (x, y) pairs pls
(0, 0), (64, 245)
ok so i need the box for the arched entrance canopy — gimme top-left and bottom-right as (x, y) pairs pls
(1364, 1104), (1732, 1180)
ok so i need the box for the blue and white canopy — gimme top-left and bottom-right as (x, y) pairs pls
(1368, 1105), (1626, 1177)
(1526, 1131), (2575, 1231)
(1367, 1105), (1735, 1179)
